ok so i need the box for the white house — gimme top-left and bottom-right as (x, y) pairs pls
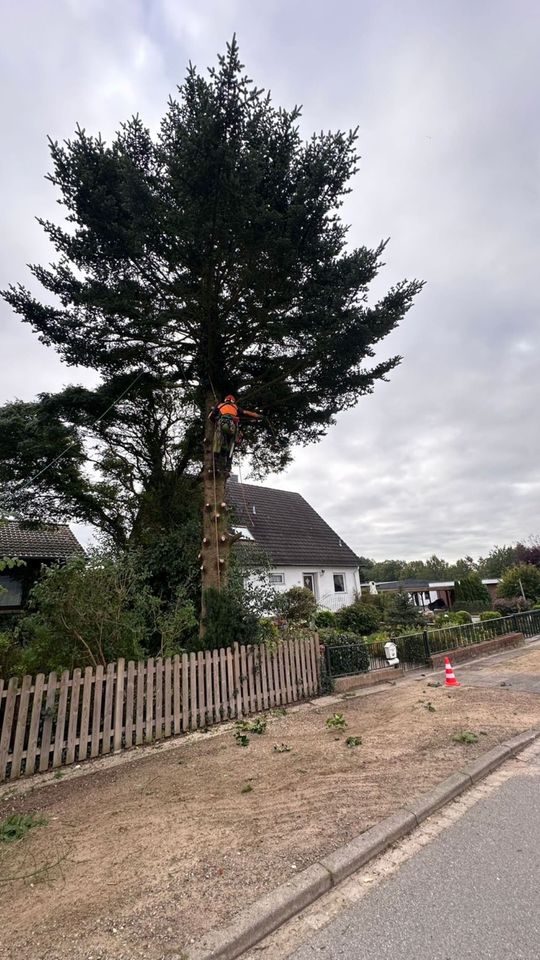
(227, 477), (360, 610)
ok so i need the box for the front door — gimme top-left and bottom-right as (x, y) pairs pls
(303, 573), (318, 598)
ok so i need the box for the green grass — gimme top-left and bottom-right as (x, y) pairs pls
(325, 713), (347, 731)
(0, 813), (47, 844)
(345, 736), (362, 748)
(453, 731), (479, 745)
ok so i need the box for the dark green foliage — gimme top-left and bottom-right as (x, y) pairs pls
(479, 611), (501, 621)
(477, 544), (518, 578)
(345, 735), (362, 747)
(384, 590), (424, 630)
(334, 601), (379, 635)
(4, 552), (198, 677)
(276, 586), (317, 624)
(319, 629), (370, 675)
(396, 633), (426, 664)
(0, 813), (46, 843)
(454, 574), (491, 609)
(0, 631), (23, 679)
(201, 587), (261, 650)
(497, 564), (540, 602)
(314, 609), (335, 628)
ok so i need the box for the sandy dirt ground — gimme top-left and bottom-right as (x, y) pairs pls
(1, 647), (539, 960)
(481, 647), (540, 674)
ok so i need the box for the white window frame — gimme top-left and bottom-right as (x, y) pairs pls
(269, 572), (285, 585)
(333, 573), (347, 594)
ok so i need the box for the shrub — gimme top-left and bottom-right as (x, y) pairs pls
(384, 590), (424, 630)
(479, 611), (501, 621)
(454, 574), (491, 607)
(497, 564), (540, 602)
(435, 610), (472, 626)
(314, 609), (335, 628)
(334, 602), (379, 635)
(452, 599), (490, 613)
(18, 554), (159, 674)
(275, 586), (317, 624)
(202, 587), (261, 650)
(493, 596), (531, 615)
(318, 629), (370, 674)
(0, 631), (23, 679)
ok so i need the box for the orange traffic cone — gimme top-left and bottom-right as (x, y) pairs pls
(444, 656), (460, 687)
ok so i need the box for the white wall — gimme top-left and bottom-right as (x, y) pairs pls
(268, 565), (360, 611)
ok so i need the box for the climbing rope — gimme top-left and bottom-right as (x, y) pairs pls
(210, 437), (222, 590)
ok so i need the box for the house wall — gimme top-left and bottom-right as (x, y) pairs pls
(268, 565), (360, 611)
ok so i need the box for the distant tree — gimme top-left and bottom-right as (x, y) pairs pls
(385, 590), (424, 630)
(515, 537), (540, 568)
(477, 544), (518, 578)
(451, 556), (477, 579)
(368, 559), (407, 583)
(1, 39), (423, 635)
(497, 564), (540, 602)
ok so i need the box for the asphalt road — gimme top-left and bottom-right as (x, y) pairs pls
(286, 748), (540, 960)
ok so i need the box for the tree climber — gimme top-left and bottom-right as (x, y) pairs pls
(209, 394), (263, 475)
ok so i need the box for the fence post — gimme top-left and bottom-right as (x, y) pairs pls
(422, 630), (432, 665)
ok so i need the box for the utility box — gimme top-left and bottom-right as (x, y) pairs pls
(384, 641), (400, 667)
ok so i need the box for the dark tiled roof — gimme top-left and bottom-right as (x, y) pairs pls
(0, 522), (85, 560)
(227, 479), (360, 568)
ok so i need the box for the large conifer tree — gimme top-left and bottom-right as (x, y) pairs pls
(1, 40), (423, 626)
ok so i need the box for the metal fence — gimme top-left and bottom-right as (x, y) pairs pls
(324, 610), (540, 679)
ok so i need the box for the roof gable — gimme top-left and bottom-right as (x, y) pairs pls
(0, 522), (85, 560)
(227, 479), (359, 568)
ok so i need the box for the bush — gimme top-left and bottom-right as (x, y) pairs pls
(493, 596), (531, 615)
(318, 629), (370, 674)
(454, 574), (491, 607)
(314, 609), (335, 628)
(435, 610), (472, 626)
(275, 586), (317, 624)
(17, 555), (160, 675)
(334, 602), (379, 635)
(497, 564), (540, 602)
(384, 590), (424, 630)
(452, 599), (490, 613)
(0, 631), (23, 679)
(318, 628), (367, 648)
(202, 587), (262, 650)
(479, 611), (501, 621)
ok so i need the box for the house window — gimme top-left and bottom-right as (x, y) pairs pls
(333, 573), (346, 593)
(0, 576), (23, 608)
(269, 573), (285, 585)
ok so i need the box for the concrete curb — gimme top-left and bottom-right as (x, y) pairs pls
(187, 726), (540, 960)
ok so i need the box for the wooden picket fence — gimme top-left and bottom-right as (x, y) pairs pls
(0, 636), (320, 783)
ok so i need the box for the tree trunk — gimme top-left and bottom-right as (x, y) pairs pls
(199, 392), (236, 638)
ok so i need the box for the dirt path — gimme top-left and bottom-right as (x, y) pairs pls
(1, 647), (539, 960)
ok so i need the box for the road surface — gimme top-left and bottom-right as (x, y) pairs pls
(250, 739), (540, 960)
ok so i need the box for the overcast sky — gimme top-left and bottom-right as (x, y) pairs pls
(1, 0), (539, 561)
